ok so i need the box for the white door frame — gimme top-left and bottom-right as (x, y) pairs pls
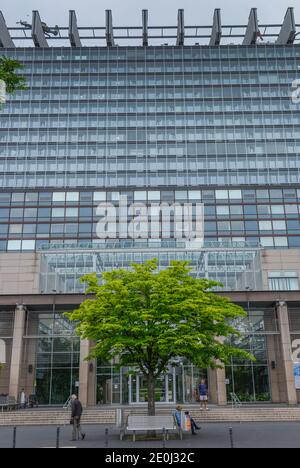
(129, 369), (176, 405)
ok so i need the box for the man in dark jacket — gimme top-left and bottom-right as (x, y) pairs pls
(70, 395), (86, 441)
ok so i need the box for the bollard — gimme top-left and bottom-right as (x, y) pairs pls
(105, 427), (109, 448)
(229, 426), (234, 448)
(12, 426), (17, 449)
(162, 427), (166, 449)
(56, 426), (60, 449)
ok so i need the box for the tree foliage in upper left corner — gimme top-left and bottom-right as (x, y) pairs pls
(0, 56), (27, 94)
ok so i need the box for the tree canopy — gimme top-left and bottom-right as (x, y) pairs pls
(67, 260), (253, 414)
(0, 56), (27, 94)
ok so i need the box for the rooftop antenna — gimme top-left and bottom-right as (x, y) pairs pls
(41, 22), (59, 37)
(16, 19), (32, 29)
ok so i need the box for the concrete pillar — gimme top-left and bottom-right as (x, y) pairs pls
(79, 339), (96, 407)
(9, 304), (26, 401)
(208, 366), (227, 406)
(277, 301), (297, 405)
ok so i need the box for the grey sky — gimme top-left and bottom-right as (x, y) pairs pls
(2, 0), (299, 27)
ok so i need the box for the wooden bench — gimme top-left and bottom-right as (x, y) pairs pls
(120, 415), (182, 441)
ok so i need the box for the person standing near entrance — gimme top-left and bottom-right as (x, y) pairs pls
(70, 395), (86, 441)
(20, 388), (27, 409)
(198, 379), (209, 411)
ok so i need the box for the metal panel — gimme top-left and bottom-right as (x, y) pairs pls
(176, 9), (184, 46)
(106, 10), (115, 47)
(0, 11), (14, 47)
(32, 11), (49, 47)
(69, 10), (82, 47)
(276, 7), (296, 45)
(142, 9), (148, 46)
(209, 8), (222, 46)
(242, 8), (258, 45)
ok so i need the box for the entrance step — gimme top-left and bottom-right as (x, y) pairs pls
(2, 406), (300, 426)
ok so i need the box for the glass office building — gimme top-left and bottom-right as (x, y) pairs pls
(1, 9), (300, 406)
(0, 42), (300, 251)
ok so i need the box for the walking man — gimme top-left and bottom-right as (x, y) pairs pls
(70, 394), (86, 441)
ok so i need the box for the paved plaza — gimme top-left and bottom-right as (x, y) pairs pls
(1, 422), (300, 448)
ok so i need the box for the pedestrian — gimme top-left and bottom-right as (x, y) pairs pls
(20, 388), (26, 409)
(70, 394), (86, 441)
(174, 405), (200, 435)
(198, 379), (209, 411)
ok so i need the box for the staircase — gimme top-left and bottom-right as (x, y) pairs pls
(1, 406), (300, 426)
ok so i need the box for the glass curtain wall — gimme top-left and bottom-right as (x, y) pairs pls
(225, 309), (276, 402)
(26, 311), (80, 405)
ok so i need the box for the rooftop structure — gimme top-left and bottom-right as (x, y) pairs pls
(0, 8), (299, 48)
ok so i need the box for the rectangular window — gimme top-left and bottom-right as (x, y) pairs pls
(216, 206), (230, 216)
(22, 240), (35, 251)
(229, 190), (242, 200)
(260, 237), (274, 247)
(272, 221), (286, 231)
(94, 192), (106, 202)
(24, 208), (37, 218)
(259, 221), (272, 231)
(11, 193), (25, 203)
(66, 192), (79, 202)
(274, 237), (288, 247)
(188, 190), (201, 201)
(7, 240), (22, 251)
(52, 208), (65, 218)
(10, 208), (23, 218)
(148, 191), (161, 201)
(53, 192), (66, 202)
(271, 205), (284, 215)
(268, 271), (299, 291)
(66, 208), (78, 217)
(175, 191), (188, 201)
(134, 191), (147, 201)
(215, 190), (228, 200)
(9, 224), (22, 234)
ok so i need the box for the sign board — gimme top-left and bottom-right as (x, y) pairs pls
(224, 379), (230, 385)
(0, 339), (6, 363)
(75, 381), (79, 388)
(0, 80), (6, 105)
(294, 363), (300, 390)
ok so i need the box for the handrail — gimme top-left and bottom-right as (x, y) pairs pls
(63, 395), (72, 410)
(230, 392), (242, 408)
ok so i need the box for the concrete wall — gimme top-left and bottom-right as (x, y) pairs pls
(0, 253), (41, 295)
(261, 249), (300, 290)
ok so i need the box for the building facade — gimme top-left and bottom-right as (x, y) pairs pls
(0, 9), (300, 406)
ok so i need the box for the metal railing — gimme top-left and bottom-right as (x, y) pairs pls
(63, 396), (72, 410)
(230, 392), (242, 409)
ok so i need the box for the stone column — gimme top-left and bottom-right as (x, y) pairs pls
(277, 301), (297, 405)
(79, 339), (96, 407)
(9, 304), (26, 401)
(208, 366), (227, 406)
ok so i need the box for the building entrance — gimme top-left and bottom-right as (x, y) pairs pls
(129, 370), (176, 404)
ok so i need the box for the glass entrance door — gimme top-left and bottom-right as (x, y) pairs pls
(129, 370), (176, 404)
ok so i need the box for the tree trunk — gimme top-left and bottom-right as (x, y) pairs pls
(147, 373), (156, 416)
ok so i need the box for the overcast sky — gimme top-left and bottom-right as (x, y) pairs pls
(2, 0), (299, 46)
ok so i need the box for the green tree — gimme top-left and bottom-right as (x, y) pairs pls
(67, 260), (253, 415)
(0, 56), (27, 100)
